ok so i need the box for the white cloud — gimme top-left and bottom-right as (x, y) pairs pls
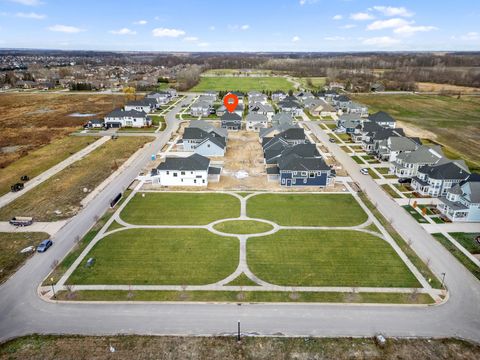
(209, 25), (215, 31)
(152, 27), (185, 37)
(340, 24), (356, 29)
(16, 12), (46, 19)
(332, 14), (343, 20)
(48, 25), (85, 33)
(324, 36), (345, 41)
(350, 12), (375, 21)
(367, 18), (411, 31)
(458, 32), (479, 40)
(299, 0), (319, 5)
(133, 20), (147, 25)
(109, 28), (136, 35)
(228, 24), (250, 31)
(394, 25), (437, 35)
(184, 36), (199, 42)
(197, 42), (209, 47)
(362, 36), (400, 46)
(372, 6), (414, 17)
(292, 36), (300, 42)
(241, 24), (250, 30)
(8, 0), (43, 6)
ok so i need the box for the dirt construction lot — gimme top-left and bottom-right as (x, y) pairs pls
(1, 335), (478, 360)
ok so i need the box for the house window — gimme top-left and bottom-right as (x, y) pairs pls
(166, 171), (169, 175)
(301, 171), (307, 177)
(202, 180), (205, 183)
(194, 179), (196, 184)
(309, 172), (315, 178)
(191, 171), (193, 174)
(181, 171), (185, 175)
(196, 175), (202, 178)
(173, 173), (177, 177)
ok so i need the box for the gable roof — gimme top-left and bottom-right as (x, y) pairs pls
(156, 153), (210, 171)
(418, 161), (470, 180)
(259, 123), (299, 138)
(396, 145), (444, 164)
(388, 137), (420, 152)
(278, 154), (330, 172)
(369, 111), (396, 124)
(106, 108), (147, 118)
(188, 120), (227, 138)
(221, 112), (242, 121)
(246, 113), (268, 122)
(272, 112), (294, 124)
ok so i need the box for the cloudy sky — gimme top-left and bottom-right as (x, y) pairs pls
(0, 0), (479, 51)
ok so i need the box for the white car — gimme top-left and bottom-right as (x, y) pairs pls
(360, 168), (369, 175)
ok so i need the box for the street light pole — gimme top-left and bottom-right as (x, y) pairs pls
(237, 320), (241, 342)
(50, 277), (56, 299)
(441, 272), (446, 288)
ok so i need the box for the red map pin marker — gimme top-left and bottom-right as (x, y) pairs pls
(223, 93), (239, 113)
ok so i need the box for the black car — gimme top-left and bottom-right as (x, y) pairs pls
(398, 178), (412, 184)
(11, 183), (24, 192)
(20, 175), (30, 181)
(329, 138), (336, 143)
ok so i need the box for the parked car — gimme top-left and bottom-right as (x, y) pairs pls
(37, 239), (53, 253)
(9, 216), (33, 227)
(360, 168), (369, 175)
(329, 138), (336, 143)
(20, 175), (29, 181)
(398, 178), (412, 184)
(11, 183), (24, 192)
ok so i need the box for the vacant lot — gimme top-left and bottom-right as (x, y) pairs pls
(297, 76), (327, 90)
(0, 137), (150, 221)
(247, 193), (368, 226)
(0, 232), (49, 284)
(351, 94), (480, 170)
(67, 228), (238, 285)
(247, 230), (420, 287)
(0, 93), (127, 168)
(0, 136), (94, 196)
(121, 192), (240, 225)
(190, 77), (294, 92)
(2, 335), (478, 360)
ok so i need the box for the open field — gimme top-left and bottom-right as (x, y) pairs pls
(0, 232), (49, 284)
(0, 137), (151, 221)
(247, 230), (420, 287)
(67, 229), (238, 285)
(417, 82), (480, 94)
(296, 76), (327, 90)
(56, 289), (433, 304)
(0, 93), (128, 168)
(432, 233), (480, 281)
(351, 94), (480, 171)
(202, 68), (274, 76)
(3, 335), (477, 360)
(246, 194), (368, 226)
(190, 77), (294, 92)
(0, 136), (93, 196)
(213, 220), (273, 234)
(120, 192), (240, 225)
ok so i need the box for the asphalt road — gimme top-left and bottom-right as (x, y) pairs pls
(1, 105), (479, 344)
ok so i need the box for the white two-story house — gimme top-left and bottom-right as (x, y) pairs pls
(437, 175), (480, 222)
(104, 108), (151, 128)
(389, 145), (444, 178)
(151, 153), (211, 186)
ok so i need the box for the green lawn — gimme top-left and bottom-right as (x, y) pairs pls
(190, 77), (294, 92)
(55, 289), (432, 304)
(449, 233), (480, 254)
(376, 167), (390, 175)
(0, 136), (94, 196)
(432, 233), (480, 281)
(121, 192), (240, 225)
(403, 205), (428, 223)
(368, 168), (380, 179)
(381, 184), (401, 198)
(225, 272), (259, 286)
(67, 228), (238, 285)
(0, 232), (50, 284)
(297, 77), (327, 90)
(247, 230), (420, 287)
(213, 220), (273, 234)
(351, 94), (480, 172)
(351, 155), (365, 164)
(246, 194), (368, 227)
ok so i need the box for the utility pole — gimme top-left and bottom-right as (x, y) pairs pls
(237, 320), (241, 342)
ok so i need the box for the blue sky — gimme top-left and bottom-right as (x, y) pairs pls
(0, 0), (479, 51)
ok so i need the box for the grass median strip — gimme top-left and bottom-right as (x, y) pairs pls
(247, 193), (368, 227)
(121, 192), (240, 225)
(67, 228), (239, 285)
(55, 289), (433, 304)
(213, 220), (273, 234)
(0, 137), (151, 222)
(247, 230), (420, 288)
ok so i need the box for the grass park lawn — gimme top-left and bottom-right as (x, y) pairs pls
(359, 192), (442, 288)
(0, 232), (50, 284)
(297, 77), (327, 90)
(67, 229), (238, 285)
(449, 233), (480, 254)
(117, 127), (157, 133)
(246, 194), (368, 227)
(55, 289), (432, 304)
(225, 272), (259, 286)
(351, 94), (480, 172)
(376, 167), (390, 174)
(0, 137), (151, 222)
(121, 192), (240, 225)
(403, 205), (428, 223)
(381, 184), (401, 198)
(0, 136), (94, 196)
(247, 230), (420, 287)
(190, 77), (294, 92)
(432, 233), (480, 281)
(213, 220), (273, 234)
(393, 184), (412, 193)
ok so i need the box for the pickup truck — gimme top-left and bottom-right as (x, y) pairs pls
(9, 216), (33, 227)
